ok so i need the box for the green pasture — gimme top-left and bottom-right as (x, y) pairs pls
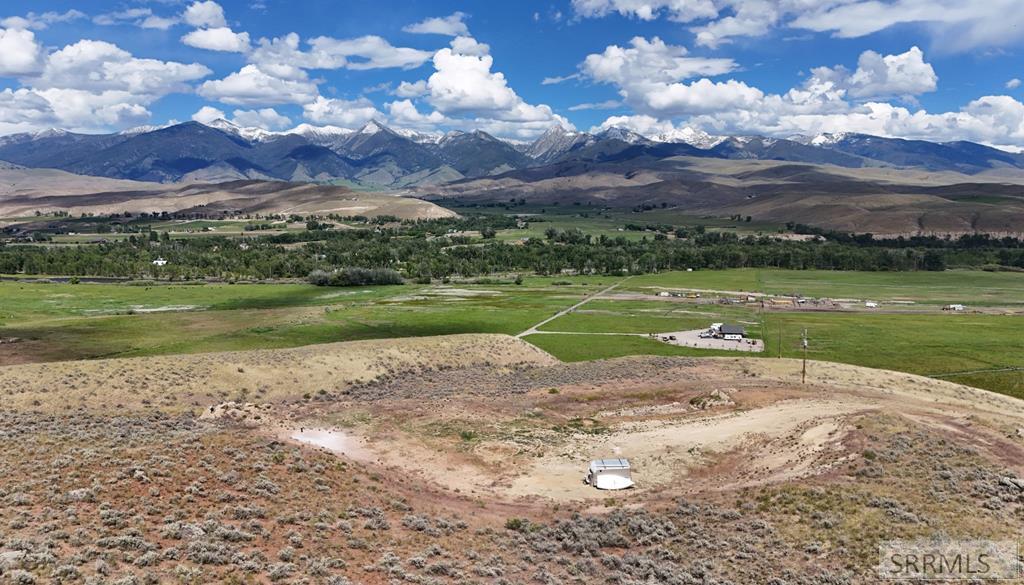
(1, 269), (1021, 399)
(625, 268), (1024, 306)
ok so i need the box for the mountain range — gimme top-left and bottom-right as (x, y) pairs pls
(1, 120), (1024, 188)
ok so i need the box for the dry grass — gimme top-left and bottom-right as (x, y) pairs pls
(0, 334), (557, 414)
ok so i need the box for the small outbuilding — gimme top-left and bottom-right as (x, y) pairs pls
(152, 257), (168, 267)
(865, 301), (878, 308)
(720, 324), (745, 340)
(943, 304), (965, 312)
(585, 458), (634, 490)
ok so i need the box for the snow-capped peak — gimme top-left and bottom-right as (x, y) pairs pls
(810, 132), (850, 146)
(119, 125), (161, 136)
(203, 118), (278, 142)
(790, 132), (851, 147)
(598, 126), (648, 144)
(287, 123), (354, 139)
(527, 125), (591, 160)
(359, 120), (385, 135)
(33, 128), (70, 138)
(651, 126), (725, 149)
(392, 127), (443, 144)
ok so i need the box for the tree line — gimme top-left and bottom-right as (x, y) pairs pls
(2, 226), (1023, 280)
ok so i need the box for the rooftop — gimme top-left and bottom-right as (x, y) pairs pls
(590, 458), (630, 470)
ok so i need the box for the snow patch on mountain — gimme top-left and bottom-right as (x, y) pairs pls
(650, 127), (726, 149)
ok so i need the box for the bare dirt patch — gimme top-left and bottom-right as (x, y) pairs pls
(655, 329), (765, 352)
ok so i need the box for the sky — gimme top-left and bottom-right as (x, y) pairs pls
(1, 0), (1023, 149)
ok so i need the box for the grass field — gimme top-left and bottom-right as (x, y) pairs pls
(1, 269), (1021, 398)
(0, 280), (597, 362)
(447, 205), (785, 242)
(626, 268), (1024, 306)
(526, 289), (1023, 398)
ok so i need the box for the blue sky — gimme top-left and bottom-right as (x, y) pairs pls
(1, 1), (1023, 148)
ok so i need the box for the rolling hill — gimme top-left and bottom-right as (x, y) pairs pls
(0, 165), (454, 219)
(420, 156), (1024, 235)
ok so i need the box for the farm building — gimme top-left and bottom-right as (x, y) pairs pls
(943, 304), (966, 311)
(152, 257), (168, 266)
(865, 301), (878, 308)
(720, 324), (745, 340)
(585, 458), (634, 490)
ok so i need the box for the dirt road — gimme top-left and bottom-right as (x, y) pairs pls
(517, 278), (629, 338)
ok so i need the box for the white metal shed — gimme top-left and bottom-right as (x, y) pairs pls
(585, 458), (634, 490)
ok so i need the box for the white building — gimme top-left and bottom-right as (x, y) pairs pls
(865, 301), (879, 308)
(585, 458), (633, 490)
(152, 257), (168, 267)
(944, 304), (965, 312)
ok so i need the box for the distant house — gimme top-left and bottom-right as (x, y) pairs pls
(943, 304), (965, 312)
(585, 458), (633, 490)
(865, 301), (879, 308)
(152, 257), (168, 267)
(720, 324), (745, 340)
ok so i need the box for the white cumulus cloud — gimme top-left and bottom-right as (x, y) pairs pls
(402, 12), (470, 36)
(303, 96), (384, 127)
(198, 64), (318, 105)
(0, 27), (44, 76)
(182, 27), (251, 53)
(1, 10), (86, 31)
(35, 40), (212, 96)
(307, 35), (433, 70)
(573, 0), (1024, 52)
(388, 36), (570, 139)
(230, 107), (292, 129)
(93, 9), (178, 30)
(571, 0), (716, 22)
(581, 36), (736, 87)
(811, 46), (937, 99)
(191, 105), (226, 124)
(183, 1), (227, 28)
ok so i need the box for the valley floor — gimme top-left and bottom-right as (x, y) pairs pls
(2, 268), (1022, 398)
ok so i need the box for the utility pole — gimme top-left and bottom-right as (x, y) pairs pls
(801, 328), (808, 384)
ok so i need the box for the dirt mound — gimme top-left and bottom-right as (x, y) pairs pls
(0, 334), (556, 413)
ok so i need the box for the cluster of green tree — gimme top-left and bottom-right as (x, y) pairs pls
(787, 224), (1024, 249)
(308, 267), (403, 287)
(3, 226), (1024, 280)
(623, 223), (675, 233)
